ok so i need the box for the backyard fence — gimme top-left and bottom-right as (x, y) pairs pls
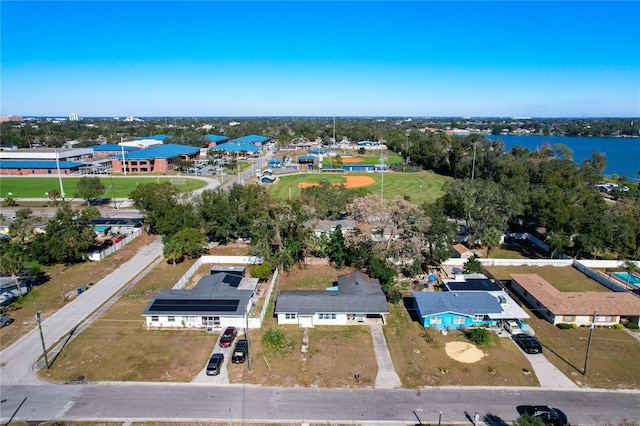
(87, 228), (142, 261)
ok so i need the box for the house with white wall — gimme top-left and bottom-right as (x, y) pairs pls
(275, 271), (389, 327)
(142, 271), (259, 330)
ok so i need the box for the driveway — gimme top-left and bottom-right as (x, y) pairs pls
(370, 324), (402, 388)
(507, 333), (578, 388)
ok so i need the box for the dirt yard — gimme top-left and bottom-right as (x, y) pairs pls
(298, 175), (375, 189)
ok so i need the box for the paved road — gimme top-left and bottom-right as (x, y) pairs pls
(0, 238), (163, 386)
(2, 383), (638, 424)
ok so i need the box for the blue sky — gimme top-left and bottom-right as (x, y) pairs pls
(2, 1), (639, 117)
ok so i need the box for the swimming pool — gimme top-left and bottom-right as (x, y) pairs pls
(612, 272), (640, 288)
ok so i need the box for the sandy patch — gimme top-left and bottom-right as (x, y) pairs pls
(445, 341), (485, 363)
(340, 157), (364, 163)
(299, 176), (375, 189)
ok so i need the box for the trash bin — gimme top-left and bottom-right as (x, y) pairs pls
(82, 285), (88, 292)
(77, 288), (83, 295)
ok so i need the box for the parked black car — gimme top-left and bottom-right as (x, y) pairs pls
(513, 334), (543, 354)
(206, 353), (224, 376)
(232, 339), (248, 364)
(517, 405), (568, 426)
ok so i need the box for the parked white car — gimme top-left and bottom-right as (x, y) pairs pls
(503, 320), (523, 335)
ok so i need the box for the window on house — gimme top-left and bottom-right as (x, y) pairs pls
(595, 315), (612, 322)
(318, 313), (336, 320)
(285, 313), (297, 320)
(151, 316), (159, 322)
(168, 316), (175, 322)
(472, 315), (485, 322)
(563, 315), (575, 322)
(454, 316), (465, 325)
(429, 316), (442, 325)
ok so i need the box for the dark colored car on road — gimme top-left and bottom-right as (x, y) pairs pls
(513, 334), (543, 354)
(232, 339), (248, 364)
(206, 353), (224, 376)
(517, 405), (568, 426)
(219, 326), (237, 348)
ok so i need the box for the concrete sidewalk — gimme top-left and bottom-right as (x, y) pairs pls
(0, 238), (163, 386)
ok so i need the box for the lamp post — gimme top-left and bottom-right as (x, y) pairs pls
(419, 184), (423, 205)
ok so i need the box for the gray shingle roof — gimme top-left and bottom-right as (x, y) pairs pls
(142, 272), (257, 317)
(275, 272), (388, 315)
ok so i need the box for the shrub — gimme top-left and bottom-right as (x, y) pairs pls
(421, 327), (439, 344)
(514, 414), (546, 426)
(625, 322), (639, 330)
(250, 261), (272, 280)
(614, 323), (624, 330)
(464, 327), (491, 345)
(556, 323), (576, 330)
(262, 328), (285, 349)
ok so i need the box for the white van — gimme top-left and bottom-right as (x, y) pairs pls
(503, 320), (522, 335)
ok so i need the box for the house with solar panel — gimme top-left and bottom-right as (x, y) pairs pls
(274, 271), (389, 327)
(142, 267), (259, 330)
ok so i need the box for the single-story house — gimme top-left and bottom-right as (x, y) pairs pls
(412, 290), (529, 330)
(452, 243), (474, 259)
(0, 275), (33, 301)
(275, 271), (389, 327)
(142, 271), (259, 330)
(510, 274), (640, 327)
(311, 219), (356, 237)
(442, 274), (502, 292)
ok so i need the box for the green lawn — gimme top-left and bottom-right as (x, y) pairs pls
(0, 177), (207, 199)
(268, 171), (450, 204)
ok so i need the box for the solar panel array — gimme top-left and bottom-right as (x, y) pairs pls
(222, 274), (242, 287)
(150, 299), (239, 312)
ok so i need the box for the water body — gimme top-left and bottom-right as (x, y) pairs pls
(485, 135), (640, 182)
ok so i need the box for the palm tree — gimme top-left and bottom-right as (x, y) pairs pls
(0, 242), (25, 296)
(622, 260), (638, 284)
(546, 230), (569, 259)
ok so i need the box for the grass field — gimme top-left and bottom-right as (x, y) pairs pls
(0, 176), (207, 199)
(268, 171), (450, 204)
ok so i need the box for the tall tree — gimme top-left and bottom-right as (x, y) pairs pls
(480, 227), (502, 257)
(29, 205), (99, 265)
(0, 241), (26, 296)
(130, 182), (179, 234)
(76, 176), (105, 205)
